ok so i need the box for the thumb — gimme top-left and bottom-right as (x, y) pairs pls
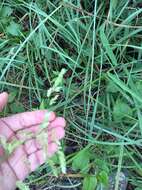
(0, 92), (8, 111)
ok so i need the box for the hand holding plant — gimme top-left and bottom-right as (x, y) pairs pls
(0, 92), (66, 190)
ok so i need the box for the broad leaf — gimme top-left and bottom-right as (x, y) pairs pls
(72, 148), (91, 172)
(95, 159), (109, 173)
(8, 91), (17, 103)
(6, 21), (21, 36)
(106, 80), (119, 93)
(83, 176), (97, 190)
(98, 171), (108, 186)
(0, 6), (13, 17)
(111, 0), (118, 10)
(113, 100), (132, 121)
(10, 102), (25, 113)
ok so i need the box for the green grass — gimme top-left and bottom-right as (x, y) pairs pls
(1, 0), (142, 189)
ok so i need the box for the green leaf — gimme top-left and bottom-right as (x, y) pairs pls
(6, 21), (21, 36)
(106, 80), (119, 93)
(8, 91), (17, 103)
(95, 159), (109, 173)
(51, 154), (59, 164)
(100, 24), (117, 66)
(16, 181), (30, 190)
(111, 0), (118, 9)
(10, 102), (25, 113)
(57, 149), (66, 174)
(108, 73), (142, 104)
(48, 159), (58, 177)
(83, 176), (97, 190)
(72, 148), (91, 172)
(136, 81), (142, 96)
(113, 100), (132, 121)
(98, 171), (108, 186)
(0, 6), (13, 17)
(39, 99), (45, 109)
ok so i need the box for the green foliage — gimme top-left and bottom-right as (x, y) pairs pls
(6, 21), (21, 36)
(72, 148), (91, 173)
(10, 102), (25, 113)
(97, 171), (108, 186)
(111, 0), (118, 10)
(135, 80), (142, 96)
(47, 159), (58, 177)
(47, 68), (66, 105)
(16, 181), (30, 190)
(83, 176), (97, 190)
(94, 159), (109, 174)
(0, 6), (13, 17)
(8, 91), (18, 103)
(57, 145), (66, 174)
(0, 0), (142, 189)
(100, 24), (117, 66)
(113, 100), (132, 121)
(106, 80), (119, 93)
(38, 68), (67, 176)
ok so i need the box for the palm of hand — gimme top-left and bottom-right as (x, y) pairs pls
(0, 93), (66, 190)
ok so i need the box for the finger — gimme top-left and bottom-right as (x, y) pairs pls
(2, 110), (56, 131)
(24, 139), (37, 155)
(36, 127), (65, 149)
(0, 121), (14, 158)
(28, 153), (39, 172)
(0, 120), (14, 140)
(0, 92), (8, 111)
(48, 117), (66, 129)
(16, 117), (66, 139)
(0, 162), (17, 190)
(45, 142), (58, 157)
(48, 126), (65, 142)
(22, 126), (64, 156)
(8, 145), (30, 180)
(0, 146), (4, 157)
(28, 143), (58, 171)
(16, 125), (39, 141)
(36, 149), (45, 165)
(16, 118), (66, 142)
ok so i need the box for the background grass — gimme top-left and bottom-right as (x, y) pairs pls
(1, 0), (142, 189)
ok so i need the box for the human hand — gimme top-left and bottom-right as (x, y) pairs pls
(0, 92), (66, 190)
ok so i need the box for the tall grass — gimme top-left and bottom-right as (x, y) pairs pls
(1, 0), (142, 189)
